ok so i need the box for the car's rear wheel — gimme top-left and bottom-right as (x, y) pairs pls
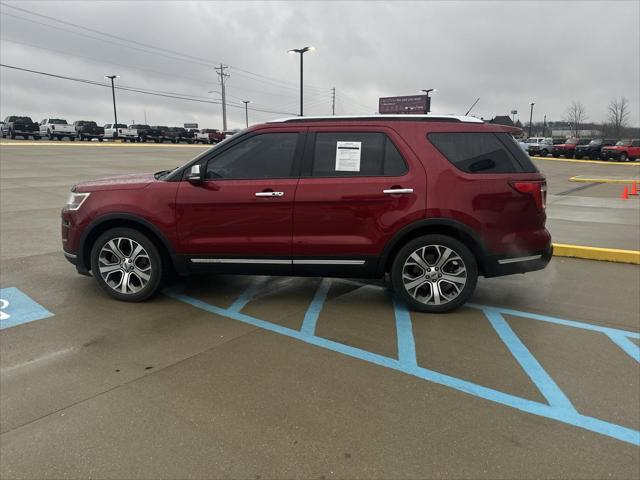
(91, 228), (163, 302)
(391, 235), (478, 313)
(620, 152), (628, 162)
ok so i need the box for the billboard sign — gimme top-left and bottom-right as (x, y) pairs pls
(184, 123), (198, 129)
(379, 95), (430, 114)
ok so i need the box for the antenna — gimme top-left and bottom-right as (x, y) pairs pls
(465, 98), (480, 116)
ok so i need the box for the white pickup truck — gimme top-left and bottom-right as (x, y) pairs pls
(39, 118), (76, 141)
(104, 123), (137, 142)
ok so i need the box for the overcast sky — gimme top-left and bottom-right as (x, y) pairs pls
(1, 0), (638, 129)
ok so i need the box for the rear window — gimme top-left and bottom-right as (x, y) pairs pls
(428, 132), (538, 174)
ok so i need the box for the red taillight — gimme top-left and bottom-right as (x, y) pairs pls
(511, 181), (546, 211)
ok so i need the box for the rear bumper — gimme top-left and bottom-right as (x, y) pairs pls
(483, 244), (553, 278)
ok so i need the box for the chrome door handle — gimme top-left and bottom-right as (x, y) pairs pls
(383, 188), (414, 195)
(255, 191), (284, 197)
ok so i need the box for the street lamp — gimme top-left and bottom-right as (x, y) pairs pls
(242, 100), (251, 128)
(288, 46), (315, 116)
(420, 88), (436, 113)
(105, 75), (119, 135)
(529, 102), (535, 138)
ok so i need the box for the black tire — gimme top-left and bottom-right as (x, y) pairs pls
(139, 136), (145, 143)
(566, 153), (574, 159)
(98, 137), (103, 142)
(552, 153), (559, 158)
(10, 130), (16, 139)
(575, 154), (583, 159)
(78, 134), (83, 141)
(33, 136), (40, 140)
(90, 227), (163, 302)
(540, 149), (548, 157)
(390, 234), (478, 313)
(48, 131), (54, 140)
(70, 137), (75, 142)
(620, 152), (628, 162)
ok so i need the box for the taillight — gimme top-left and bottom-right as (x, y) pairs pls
(511, 181), (546, 211)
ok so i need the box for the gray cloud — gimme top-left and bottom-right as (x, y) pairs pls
(1, 0), (638, 129)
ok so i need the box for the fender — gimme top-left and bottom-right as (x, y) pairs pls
(376, 218), (489, 276)
(78, 212), (179, 272)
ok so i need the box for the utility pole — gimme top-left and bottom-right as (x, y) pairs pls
(242, 100), (250, 128)
(528, 102), (535, 138)
(215, 64), (230, 130)
(104, 75), (119, 134)
(331, 87), (336, 116)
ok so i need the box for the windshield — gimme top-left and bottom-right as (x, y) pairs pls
(566, 138), (579, 145)
(50, 119), (67, 125)
(588, 139), (602, 146)
(542, 139), (553, 145)
(578, 139), (591, 145)
(616, 140), (632, 146)
(16, 116), (33, 123)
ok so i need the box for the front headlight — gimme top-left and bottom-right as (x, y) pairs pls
(66, 191), (90, 211)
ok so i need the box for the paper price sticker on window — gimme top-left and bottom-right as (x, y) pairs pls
(335, 141), (362, 172)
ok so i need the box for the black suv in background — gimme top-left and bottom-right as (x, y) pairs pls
(574, 138), (617, 160)
(1, 116), (40, 139)
(130, 124), (164, 143)
(162, 127), (194, 143)
(74, 121), (105, 141)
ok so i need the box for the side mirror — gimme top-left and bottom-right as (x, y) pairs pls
(187, 164), (203, 183)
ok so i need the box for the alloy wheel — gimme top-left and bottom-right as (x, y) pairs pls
(98, 237), (152, 294)
(401, 245), (467, 306)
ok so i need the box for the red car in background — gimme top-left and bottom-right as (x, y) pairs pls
(551, 137), (591, 158)
(600, 139), (640, 162)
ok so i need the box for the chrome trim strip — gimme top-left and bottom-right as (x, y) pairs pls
(191, 258), (292, 264)
(293, 259), (366, 265)
(63, 251), (77, 259)
(497, 255), (542, 265)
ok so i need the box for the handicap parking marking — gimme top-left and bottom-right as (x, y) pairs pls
(165, 279), (640, 446)
(0, 287), (54, 330)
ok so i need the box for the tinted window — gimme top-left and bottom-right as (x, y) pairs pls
(428, 132), (537, 174)
(311, 132), (407, 177)
(205, 132), (298, 180)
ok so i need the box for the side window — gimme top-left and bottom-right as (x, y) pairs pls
(632, 140), (640, 147)
(428, 132), (537, 174)
(311, 132), (407, 177)
(205, 132), (298, 180)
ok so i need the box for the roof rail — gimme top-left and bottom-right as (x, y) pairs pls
(268, 114), (484, 124)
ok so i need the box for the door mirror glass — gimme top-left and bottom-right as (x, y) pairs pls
(187, 164), (202, 183)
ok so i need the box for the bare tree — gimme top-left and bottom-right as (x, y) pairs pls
(563, 101), (588, 137)
(607, 97), (630, 139)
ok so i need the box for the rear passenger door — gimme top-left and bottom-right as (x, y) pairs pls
(292, 127), (426, 276)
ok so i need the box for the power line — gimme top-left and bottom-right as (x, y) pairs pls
(0, 64), (297, 116)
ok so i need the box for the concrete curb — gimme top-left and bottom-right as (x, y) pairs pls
(531, 156), (640, 166)
(570, 175), (640, 184)
(553, 243), (640, 265)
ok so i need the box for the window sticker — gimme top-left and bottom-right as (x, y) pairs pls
(335, 141), (362, 171)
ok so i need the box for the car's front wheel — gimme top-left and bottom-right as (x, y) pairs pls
(620, 152), (628, 162)
(90, 228), (163, 302)
(391, 235), (478, 313)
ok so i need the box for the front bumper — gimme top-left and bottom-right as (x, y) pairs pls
(600, 150), (621, 160)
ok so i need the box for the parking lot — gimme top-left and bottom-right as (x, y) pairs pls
(1, 141), (639, 479)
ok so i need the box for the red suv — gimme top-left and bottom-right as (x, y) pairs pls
(61, 115), (551, 312)
(600, 139), (640, 162)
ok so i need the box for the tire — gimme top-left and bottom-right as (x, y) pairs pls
(390, 234), (478, 313)
(10, 130), (16, 139)
(78, 134), (83, 141)
(98, 137), (103, 142)
(33, 136), (40, 140)
(620, 152), (628, 162)
(540, 149), (548, 157)
(70, 137), (75, 142)
(566, 153), (574, 159)
(48, 131), (54, 140)
(552, 153), (559, 158)
(139, 136), (145, 143)
(90, 228), (163, 302)
(575, 154), (583, 159)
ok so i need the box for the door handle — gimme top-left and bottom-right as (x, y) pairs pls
(255, 191), (284, 197)
(383, 188), (414, 195)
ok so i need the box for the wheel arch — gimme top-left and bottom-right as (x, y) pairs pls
(79, 213), (177, 274)
(377, 218), (489, 276)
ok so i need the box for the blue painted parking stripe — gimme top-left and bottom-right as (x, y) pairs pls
(227, 277), (268, 313)
(393, 297), (417, 367)
(0, 287), (53, 330)
(300, 278), (332, 335)
(606, 332), (640, 363)
(484, 308), (577, 412)
(165, 287), (639, 446)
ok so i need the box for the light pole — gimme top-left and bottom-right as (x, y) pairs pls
(528, 102), (535, 138)
(288, 46), (315, 116)
(242, 100), (251, 128)
(105, 75), (119, 135)
(420, 88), (436, 113)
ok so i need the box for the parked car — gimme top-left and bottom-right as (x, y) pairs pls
(551, 137), (591, 158)
(74, 121), (105, 142)
(527, 138), (554, 157)
(600, 139), (640, 162)
(195, 128), (225, 144)
(104, 123), (137, 141)
(163, 127), (194, 143)
(130, 124), (164, 143)
(1, 116), (40, 139)
(40, 118), (76, 141)
(574, 138), (617, 160)
(61, 114), (551, 313)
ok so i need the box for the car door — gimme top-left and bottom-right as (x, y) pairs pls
(292, 127), (427, 277)
(175, 128), (305, 273)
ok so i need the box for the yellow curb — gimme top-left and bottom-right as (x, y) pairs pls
(553, 243), (640, 265)
(531, 156), (640, 166)
(570, 175), (640, 184)
(0, 142), (207, 148)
